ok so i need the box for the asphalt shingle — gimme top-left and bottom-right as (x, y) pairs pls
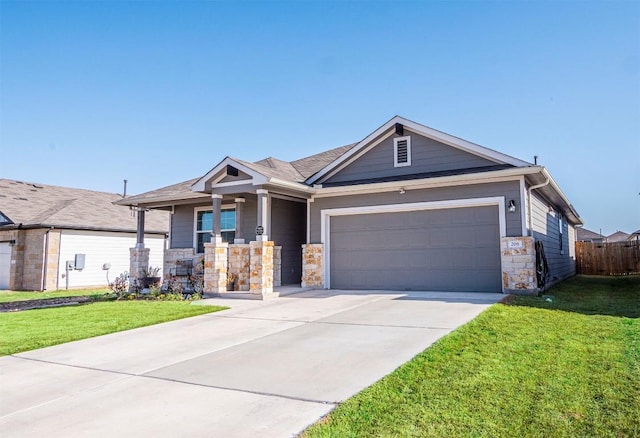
(0, 179), (168, 233)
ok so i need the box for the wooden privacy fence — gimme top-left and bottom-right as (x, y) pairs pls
(576, 240), (640, 275)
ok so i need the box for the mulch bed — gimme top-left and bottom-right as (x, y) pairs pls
(0, 296), (99, 312)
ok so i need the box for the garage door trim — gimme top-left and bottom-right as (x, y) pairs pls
(320, 196), (506, 289)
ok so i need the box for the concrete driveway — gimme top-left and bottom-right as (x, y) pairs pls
(0, 289), (501, 437)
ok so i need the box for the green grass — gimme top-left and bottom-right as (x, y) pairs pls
(0, 288), (109, 303)
(0, 301), (227, 356)
(304, 275), (640, 438)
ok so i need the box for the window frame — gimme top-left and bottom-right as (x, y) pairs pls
(393, 136), (412, 168)
(193, 205), (236, 254)
(558, 214), (564, 255)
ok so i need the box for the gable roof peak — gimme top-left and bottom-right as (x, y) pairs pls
(306, 115), (533, 184)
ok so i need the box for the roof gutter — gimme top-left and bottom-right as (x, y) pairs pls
(0, 223), (167, 235)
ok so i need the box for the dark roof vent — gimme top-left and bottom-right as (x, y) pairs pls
(226, 165), (239, 177)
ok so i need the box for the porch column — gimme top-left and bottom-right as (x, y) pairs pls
(234, 197), (245, 244)
(256, 189), (269, 241)
(130, 207), (149, 283)
(136, 208), (145, 249)
(211, 194), (223, 243)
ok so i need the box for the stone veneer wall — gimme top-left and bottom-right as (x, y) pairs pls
(273, 246), (281, 287)
(301, 244), (323, 288)
(163, 248), (196, 282)
(43, 230), (61, 291)
(129, 247), (150, 280)
(228, 244), (250, 291)
(0, 228), (62, 291)
(204, 242), (228, 293)
(249, 240), (274, 297)
(501, 236), (537, 295)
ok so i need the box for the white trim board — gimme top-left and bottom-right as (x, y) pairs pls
(320, 196), (506, 289)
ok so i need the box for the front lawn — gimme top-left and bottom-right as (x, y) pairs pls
(0, 288), (109, 303)
(304, 275), (640, 437)
(0, 301), (227, 356)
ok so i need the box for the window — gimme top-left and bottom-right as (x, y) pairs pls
(394, 136), (411, 167)
(195, 208), (236, 253)
(558, 215), (564, 254)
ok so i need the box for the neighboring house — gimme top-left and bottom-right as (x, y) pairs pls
(576, 227), (605, 243)
(606, 231), (630, 243)
(0, 179), (168, 291)
(628, 230), (640, 241)
(117, 116), (582, 296)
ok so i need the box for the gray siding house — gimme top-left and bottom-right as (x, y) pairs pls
(117, 116), (582, 297)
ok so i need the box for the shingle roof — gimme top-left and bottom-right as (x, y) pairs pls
(607, 231), (630, 243)
(112, 178), (207, 206)
(0, 179), (169, 233)
(576, 227), (604, 241)
(118, 143), (359, 206)
(237, 157), (305, 182)
(291, 143), (357, 179)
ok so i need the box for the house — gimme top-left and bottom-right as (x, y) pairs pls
(606, 231), (630, 243)
(117, 116), (582, 297)
(576, 227), (605, 243)
(628, 230), (640, 241)
(0, 179), (168, 291)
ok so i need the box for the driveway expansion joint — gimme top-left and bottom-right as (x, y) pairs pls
(10, 355), (336, 407)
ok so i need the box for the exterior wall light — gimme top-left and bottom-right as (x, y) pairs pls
(508, 200), (517, 212)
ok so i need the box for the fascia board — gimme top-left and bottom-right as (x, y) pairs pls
(399, 119), (532, 167)
(539, 168), (583, 225)
(265, 177), (316, 194)
(313, 167), (540, 199)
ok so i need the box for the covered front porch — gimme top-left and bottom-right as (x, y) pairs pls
(127, 158), (312, 299)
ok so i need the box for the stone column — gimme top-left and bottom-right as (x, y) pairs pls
(501, 236), (537, 295)
(301, 244), (323, 288)
(211, 194), (223, 243)
(273, 246), (282, 287)
(204, 242), (228, 294)
(256, 189), (269, 241)
(129, 247), (150, 280)
(250, 240), (276, 298)
(228, 244), (251, 291)
(234, 197), (245, 243)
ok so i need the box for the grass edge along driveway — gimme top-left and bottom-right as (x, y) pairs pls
(303, 275), (640, 438)
(0, 288), (109, 303)
(0, 301), (227, 356)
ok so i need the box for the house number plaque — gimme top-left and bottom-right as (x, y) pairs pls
(256, 225), (264, 236)
(508, 241), (524, 249)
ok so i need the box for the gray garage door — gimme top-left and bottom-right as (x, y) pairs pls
(329, 206), (501, 292)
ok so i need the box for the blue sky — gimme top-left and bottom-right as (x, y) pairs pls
(1, 0), (638, 235)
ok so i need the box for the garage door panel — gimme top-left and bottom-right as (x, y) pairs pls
(330, 206), (501, 292)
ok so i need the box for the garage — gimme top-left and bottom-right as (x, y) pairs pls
(328, 204), (501, 292)
(0, 242), (10, 290)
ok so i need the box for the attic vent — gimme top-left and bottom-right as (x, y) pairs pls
(394, 136), (411, 168)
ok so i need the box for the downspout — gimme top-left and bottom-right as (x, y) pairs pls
(527, 176), (550, 236)
(41, 227), (53, 291)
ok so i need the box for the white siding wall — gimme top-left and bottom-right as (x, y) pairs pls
(57, 230), (165, 288)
